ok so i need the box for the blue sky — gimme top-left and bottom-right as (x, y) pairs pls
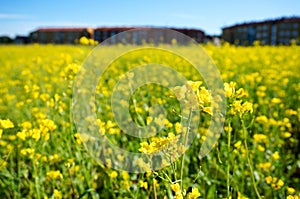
(0, 0), (299, 37)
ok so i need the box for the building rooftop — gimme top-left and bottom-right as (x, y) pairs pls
(222, 16), (300, 30)
(94, 26), (204, 32)
(34, 27), (92, 32)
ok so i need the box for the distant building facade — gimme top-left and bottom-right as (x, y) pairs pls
(172, 28), (205, 43)
(15, 36), (30, 44)
(28, 27), (204, 44)
(222, 17), (300, 45)
(29, 28), (94, 44)
(94, 27), (205, 44)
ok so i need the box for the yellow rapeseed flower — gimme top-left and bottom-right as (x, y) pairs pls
(255, 115), (268, 123)
(53, 189), (62, 199)
(20, 148), (35, 158)
(236, 88), (248, 98)
(0, 119), (14, 129)
(234, 141), (242, 149)
(271, 98), (281, 104)
(272, 151), (280, 160)
(139, 133), (179, 154)
(257, 162), (272, 170)
(276, 179), (284, 188)
(224, 82), (236, 98)
(139, 180), (148, 189)
(46, 170), (63, 180)
(287, 195), (299, 199)
(187, 81), (202, 92)
(287, 187), (296, 194)
(110, 171), (118, 179)
(231, 100), (253, 116)
(187, 187), (201, 199)
(257, 145), (265, 152)
(171, 183), (181, 195)
(253, 134), (268, 143)
(265, 176), (272, 184)
(237, 192), (249, 199)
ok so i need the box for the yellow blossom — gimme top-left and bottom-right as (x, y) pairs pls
(187, 187), (201, 199)
(271, 98), (281, 104)
(287, 187), (296, 194)
(272, 151), (280, 160)
(121, 171), (129, 180)
(257, 162), (272, 170)
(255, 115), (268, 123)
(20, 148), (35, 158)
(231, 100), (253, 116)
(139, 180), (148, 189)
(110, 171), (118, 179)
(203, 106), (212, 115)
(46, 170), (63, 180)
(171, 183), (181, 195)
(187, 81), (202, 92)
(0, 119), (14, 129)
(265, 176), (272, 184)
(197, 87), (211, 104)
(53, 189), (62, 199)
(253, 134), (268, 143)
(224, 82), (236, 98)
(175, 194), (183, 199)
(30, 128), (41, 141)
(16, 131), (27, 140)
(236, 88), (248, 98)
(238, 192), (249, 199)
(234, 141), (242, 149)
(287, 196), (299, 199)
(277, 179), (284, 188)
(139, 133), (178, 154)
(257, 145), (265, 152)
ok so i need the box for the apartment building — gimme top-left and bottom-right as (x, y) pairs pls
(222, 17), (300, 45)
(29, 28), (94, 44)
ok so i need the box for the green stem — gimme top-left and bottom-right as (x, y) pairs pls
(227, 120), (231, 198)
(153, 178), (157, 199)
(241, 119), (262, 199)
(180, 109), (193, 191)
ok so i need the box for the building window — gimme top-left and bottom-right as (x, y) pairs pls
(32, 32), (37, 39)
(263, 25), (268, 31)
(103, 31), (107, 40)
(111, 32), (116, 44)
(279, 30), (284, 37)
(40, 32), (46, 43)
(132, 32), (138, 44)
(197, 32), (202, 41)
(60, 32), (65, 42)
(256, 32), (261, 38)
(262, 32), (268, 38)
(256, 26), (261, 31)
(68, 32), (73, 43)
(285, 38), (290, 44)
(54, 32), (60, 43)
(271, 24), (277, 33)
(292, 30), (298, 37)
(94, 31), (101, 41)
(293, 23), (299, 29)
